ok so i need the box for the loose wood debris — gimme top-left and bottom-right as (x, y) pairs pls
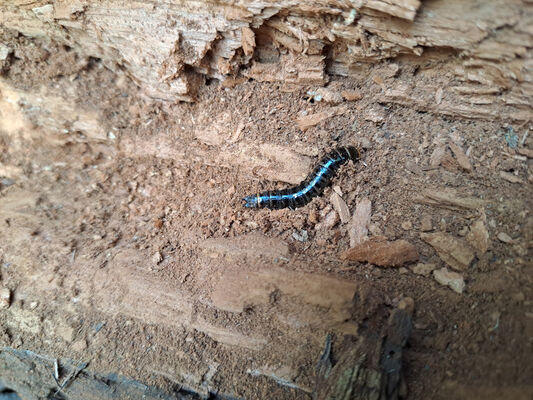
(429, 144), (447, 167)
(221, 77), (247, 88)
(312, 87), (344, 104)
(315, 210), (339, 231)
(420, 214), (433, 232)
(449, 141), (472, 172)
(0, 286), (10, 309)
(341, 237), (419, 267)
(248, 54), (327, 86)
(315, 301), (413, 400)
(330, 192), (350, 224)
(296, 106), (346, 131)
(500, 171), (524, 184)
(466, 213), (490, 257)
(497, 232), (514, 244)
(349, 198), (372, 247)
(341, 90), (362, 101)
(433, 268), (466, 294)
(516, 148), (533, 158)
(241, 26), (255, 56)
(53, 360), (89, 396)
(411, 263), (437, 277)
(421, 232), (475, 271)
(414, 189), (484, 211)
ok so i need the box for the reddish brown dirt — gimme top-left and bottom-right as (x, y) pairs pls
(0, 33), (532, 399)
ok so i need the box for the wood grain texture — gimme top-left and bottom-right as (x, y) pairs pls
(1, 0), (531, 120)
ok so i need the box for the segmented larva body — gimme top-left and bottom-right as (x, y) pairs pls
(242, 146), (360, 210)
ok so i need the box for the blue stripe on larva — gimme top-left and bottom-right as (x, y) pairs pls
(242, 147), (359, 209)
(298, 158), (339, 196)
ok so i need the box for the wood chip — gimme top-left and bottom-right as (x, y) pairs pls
(435, 87), (443, 104)
(341, 90), (363, 101)
(420, 214), (433, 232)
(0, 286), (10, 309)
(349, 198), (372, 247)
(500, 171), (524, 184)
(330, 192), (350, 224)
(516, 148), (533, 158)
(449, 141), (472, 172)
(421, 232), (475, 271)
(241, 27), (255, 56)
(414, 189), (484, 211)
(440, 152), (459, 172)
(401, 221), (412, 230)
(429, 145), (446, 167)
(314, 87), (344, 104)
(497, 232), (513, 243)
(296, 107), (345, 131)
(364, 108), (384, 123)
(466, 213), (490, 257)
(411, 263), (437, 277)
(71, 339), (88, 352)
(433, 268), (465, 294)
(316, 210), (339, 231)
(365, 0), (421, 21)
(341, 237), (419, 267)
(221, 77), (247, 88)
(152, 251), (163, 264)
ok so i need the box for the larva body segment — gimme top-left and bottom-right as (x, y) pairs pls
(242, 146), (360, 210)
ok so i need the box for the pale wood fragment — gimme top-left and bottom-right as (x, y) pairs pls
(341, 237), (419, 267)
(349, 198), (372, 247)
(421, 232), (475, 271)
(0, 0), (530, 120)
(296, 106), (346, 131)
(364, 0), (421, 21)
(414, 189), (484, 211)
(449, 142), (473, 172)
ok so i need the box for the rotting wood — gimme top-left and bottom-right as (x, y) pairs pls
(314, 302), (413, 400)
(0, 1), (531, 121)
(414, 189), (485, 211)
(0, 348), (191, 400)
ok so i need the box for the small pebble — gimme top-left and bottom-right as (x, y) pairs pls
(152, 251), (163, 264)
(497, 232), (513, 243)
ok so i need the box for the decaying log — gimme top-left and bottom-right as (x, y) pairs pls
(0, 348), (193, 399)
(1, 1), (531, 121)
(315, 303), (413, 400)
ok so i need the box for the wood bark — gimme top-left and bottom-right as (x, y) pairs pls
(314, 304), (413, 400)
(1, 0), (531, 120)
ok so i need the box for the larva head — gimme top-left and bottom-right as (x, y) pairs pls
(345, 146), (360, 161)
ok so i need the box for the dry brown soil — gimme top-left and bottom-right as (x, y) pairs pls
(0, 33), (532, 399)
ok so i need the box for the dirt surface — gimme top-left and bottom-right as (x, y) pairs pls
(0, 33), (532, 399)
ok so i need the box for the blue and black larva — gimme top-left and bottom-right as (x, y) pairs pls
(243, 146), (360, 210)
